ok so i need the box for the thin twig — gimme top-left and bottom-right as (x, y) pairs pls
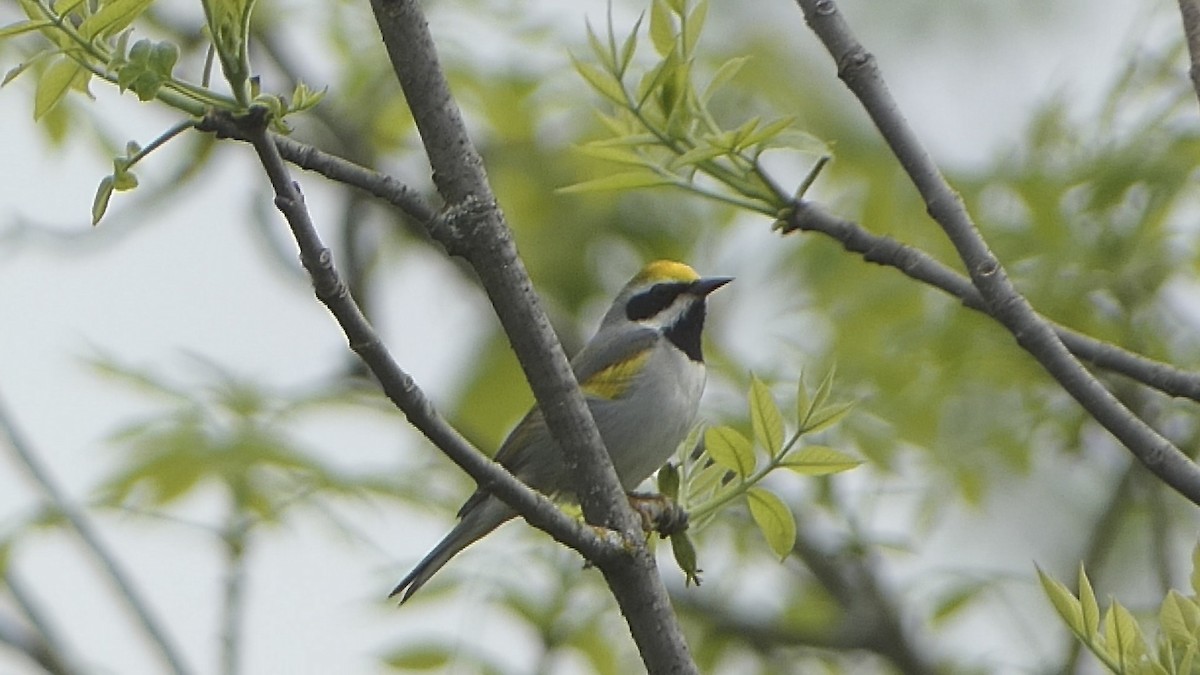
(203, 108), (609, 564)
(219, 511), (249, 675)
(0, 394), (194, 675)
(672, 522), (938, 674)
(3, 571), (76, 675)
(795, 0), (1200, 506)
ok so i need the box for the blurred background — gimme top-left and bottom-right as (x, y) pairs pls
(2, 0), (1200, 672)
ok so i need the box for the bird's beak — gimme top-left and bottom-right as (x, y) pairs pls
(690, 276), (733, 296)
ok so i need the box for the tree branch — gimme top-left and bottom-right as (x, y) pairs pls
(1177, 0), (1200, 110)
(0, 394), (194, 675)
(795, 0), (1200, 506)
(782, 200), (1200, 402)
(673, 524), (937, 674)
(2, 571), (76, 675)
(204, 114), (1200, 409)
(198, 109), (611, 570)
(200, 113), (1200, 410)
(364, 1), (698, 671)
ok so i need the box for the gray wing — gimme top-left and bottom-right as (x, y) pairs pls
(571, 325), (660, 387)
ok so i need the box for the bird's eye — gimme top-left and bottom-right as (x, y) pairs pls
(626, 283), (684, 321)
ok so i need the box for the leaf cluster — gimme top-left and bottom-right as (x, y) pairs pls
(88, 355), (395, 521)
(1040, 546), (1200, 674)
(1, 0), (325, 223)
(564, 0), (827, 215)
(658, 371), (859, 583)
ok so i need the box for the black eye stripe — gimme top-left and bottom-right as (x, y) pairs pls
(625, 282), (689, 321)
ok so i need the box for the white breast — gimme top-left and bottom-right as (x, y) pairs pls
(589, 339), (706, 489)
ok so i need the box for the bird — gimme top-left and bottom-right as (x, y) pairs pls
(391, 260), (731, 603)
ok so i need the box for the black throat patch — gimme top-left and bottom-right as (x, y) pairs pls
(664, 300), (706, 363)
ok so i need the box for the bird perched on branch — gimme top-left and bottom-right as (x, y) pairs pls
(392, 260), (731, 602)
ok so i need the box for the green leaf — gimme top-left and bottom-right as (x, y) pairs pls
(636, 48), (679, 110)
(92, 176), (114, 225)
(572, 56), (628, 105)
(1160, 591), (1188, 645)
(703, 55), (748, 103)
(670, 530), (701, 586)
(617, 12), (642, 75)
(1078, 563), (1099, 639)
(795, 370), (810, 428)
(575, 143), (653, 167)
(682, 0), (707, 54)
(1037, 566), (1085, 636)
(670, 143), (729, 168)
(657, 462), (680, 500)
(287, 80), (326, 113)
(930, 583), (986, 626)
(383, 646), (453, 670)
(34, 55), (81, 120)
(1102, 602), (1145, 664)
(1191, 542), (1200, 596)
(556, 171), (673, 194)
(583, 20), (614, 73)
(148, 41), (179, 76)
(112, 168), (138, 191)
(780, 446), (861, 475)
(739, 116), (796, 150)
(3, 58), (38, 87)
(688, 461), (732, 500)
(0, 19), (51, 39)
(749, 376), (785, 456)
(811, 366), (835, 412)
(649, 0), (675, 57)
(1160, 591), (1200, 647)
(746, 487), (795, 560)
(78, 0), (153, 40)
(704, 425), (754, 478)
(802, 401), (854, 435)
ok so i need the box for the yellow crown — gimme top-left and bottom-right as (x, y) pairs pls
(632, 260), (700, 285)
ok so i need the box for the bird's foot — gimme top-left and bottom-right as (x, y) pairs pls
(626, 492), (689, 538)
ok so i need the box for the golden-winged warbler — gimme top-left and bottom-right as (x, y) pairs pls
(392, 260), (731, 602)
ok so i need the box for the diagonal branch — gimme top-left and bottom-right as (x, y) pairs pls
(0, 394), (194, 675)
(795, 0), (1200, 505)
(199, 109), (610, 567)
(782, 200), (1200, 402)
(1177, 0), (1200, 110)
(3, 571), (76, 675)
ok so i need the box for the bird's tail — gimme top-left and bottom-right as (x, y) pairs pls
(390, 496), (513, 603)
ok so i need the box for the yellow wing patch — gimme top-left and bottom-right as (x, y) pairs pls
(632, 260), (699, 286)
(580, 348), (652, 400)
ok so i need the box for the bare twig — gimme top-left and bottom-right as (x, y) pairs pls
(219, 512), (249, 675)
(795, 0), (1200, 506)
(203, 109), (611, 567)
(0, 394), (194, 675)
(672, 521), (937, 674)
(365, 1), (698, 671)
(3, 571), (76, 675)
